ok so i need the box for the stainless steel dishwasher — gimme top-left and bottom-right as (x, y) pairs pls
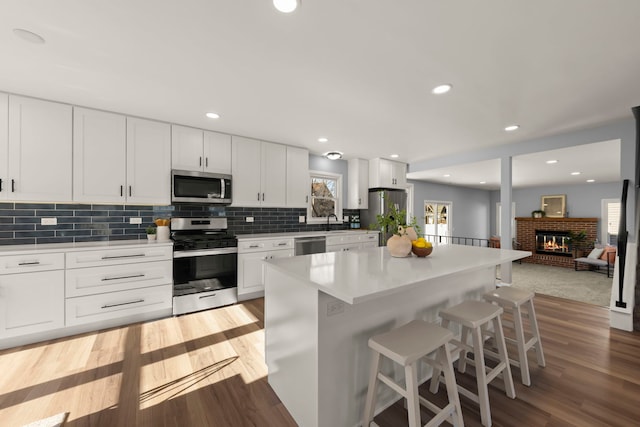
(294, 236), (326, 255)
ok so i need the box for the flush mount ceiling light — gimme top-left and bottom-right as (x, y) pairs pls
(571, 171), (581, 175)
(273, 0), (299, 13)
(504, 124), (520, 132)
(432, 84), (452, 95)
(546, 159), (558, 164)
(325, 151), (342, 160)
(586, 179), (595, 183)
(205, 112), (220, 119)
(318, 137), (328, 143)
(13, 28), (45, 44)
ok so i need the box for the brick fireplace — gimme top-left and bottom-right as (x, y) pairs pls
(515, 217), (598, 268)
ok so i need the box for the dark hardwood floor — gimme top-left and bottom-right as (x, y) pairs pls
(0, 294), (638, 426)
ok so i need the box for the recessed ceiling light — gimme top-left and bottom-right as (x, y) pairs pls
(571, 172), (581, 175)
(390, 154), (399, 158)
(479, 181), (486, 184)
(432, 84), (452, 95)
(205, 112), (220, 119)
(443, 174), (451, 177)
(586, 179), (595, 183)
(273, 0), (299, 13)
(546, 160), (558, 164)
(318, 137), (328, 143)
(325, 151), (342, 160)
(13, 28), (45, 44)
(504, 125), (520, 132)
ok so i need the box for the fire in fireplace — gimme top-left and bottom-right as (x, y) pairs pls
(535, 230), (572, 257)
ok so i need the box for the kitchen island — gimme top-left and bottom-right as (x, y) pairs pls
(264, 244), (529, 427)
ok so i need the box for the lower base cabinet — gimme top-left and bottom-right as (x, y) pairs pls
(0, 242), (173, 349)
(0, 270), (65, 338)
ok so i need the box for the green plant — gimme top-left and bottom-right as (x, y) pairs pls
(370, 202), (421, 236)
(145, 226), (157, 235)
(567, 230), (588, 249)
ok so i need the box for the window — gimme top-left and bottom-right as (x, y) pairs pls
(308, 171), (342, 223)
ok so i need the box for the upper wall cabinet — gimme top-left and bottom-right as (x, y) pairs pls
(369, 158), (407, 190)
(232, 137), (286, 207)
(286, 146), (309, 208)
(171, 125), (231, 174)
(73, 108), (127, 203)
(348, 158), (369, 209)
(73, 108), (170, 204)
(126, 118), (171, 205)
(1, 95), (73, 202)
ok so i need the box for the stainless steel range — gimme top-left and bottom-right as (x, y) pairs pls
(171, 217), (237, 315)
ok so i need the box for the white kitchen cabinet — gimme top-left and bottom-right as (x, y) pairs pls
(0, 252), (65, 339)
(327, 232), (379, 252)
(172, 125), (231, 174)
(369, 158), (407, 189)
(73, 107), (127, 202)
(126, 117), (171, 204)
(286, 146), (309, 208)
(237, 237), (294, 300)
(74, 109), (171, 204)
(348, 158), (369, 209)
(65, 245), (172, 327)
(2, 95), (72, 202)
(232, 137), (286, 207)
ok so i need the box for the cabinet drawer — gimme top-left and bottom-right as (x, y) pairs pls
(66, 245), (172, 268)
(65, 284), (172, 326)
(0, 253), (65, 275)
(66, 261), (172, 297)
(238, 238), (293, 253)
(359, 233), (379, 244)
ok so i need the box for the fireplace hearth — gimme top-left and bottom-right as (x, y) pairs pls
(535, 230), (572, 257)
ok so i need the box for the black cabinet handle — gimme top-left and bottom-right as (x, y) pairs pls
(0, 178), (2, 192)
(206, 157), (208, 167)
(129, 186), (132, 197)
(199, 156), (202, 167)
(120, 185), (123, 197)
(11, 179), (15, 192)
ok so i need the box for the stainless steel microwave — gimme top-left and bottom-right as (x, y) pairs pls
(171, 170), (232, 204)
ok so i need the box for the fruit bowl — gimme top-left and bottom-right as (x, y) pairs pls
(412, 245), (433, 257)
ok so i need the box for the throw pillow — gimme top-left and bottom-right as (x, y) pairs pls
(600, 246), (616, 262)
(587, 247), (604, 259)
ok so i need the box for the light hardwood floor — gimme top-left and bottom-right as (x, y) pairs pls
(1, 295), (639, 427)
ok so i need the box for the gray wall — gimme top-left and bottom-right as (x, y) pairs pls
(410, 180), (493, 239)
(489, 181), (621, 237)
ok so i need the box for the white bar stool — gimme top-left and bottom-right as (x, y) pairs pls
(483, 287), (545, 386)
(431, 300), (515, 427)
(362, 320), (464, 427)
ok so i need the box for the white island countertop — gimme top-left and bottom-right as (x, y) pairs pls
(266, 244), (530, 304)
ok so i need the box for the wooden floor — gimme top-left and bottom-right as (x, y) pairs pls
(1, 295), (639, 427)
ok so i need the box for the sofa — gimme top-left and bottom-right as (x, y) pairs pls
(574, 245), (616, 278)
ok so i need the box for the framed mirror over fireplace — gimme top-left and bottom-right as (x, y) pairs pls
(541, 194), (566, 218)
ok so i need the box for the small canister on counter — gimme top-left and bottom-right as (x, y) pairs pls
(350, 215), (360, 229)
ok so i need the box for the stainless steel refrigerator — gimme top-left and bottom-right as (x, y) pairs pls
(360, 189), (408, 245)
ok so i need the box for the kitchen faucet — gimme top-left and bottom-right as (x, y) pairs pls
(326, 214), (338, 231)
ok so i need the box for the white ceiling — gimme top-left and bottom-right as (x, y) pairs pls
(2, 1), (639, 182)
(407, 139), (621, 190)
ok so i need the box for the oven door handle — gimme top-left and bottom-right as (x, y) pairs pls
(173, 248), (238, 258)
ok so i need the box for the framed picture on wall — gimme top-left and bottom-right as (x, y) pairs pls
(541, 194), (566, 218)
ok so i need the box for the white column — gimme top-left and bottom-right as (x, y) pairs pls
(500, 156), (513, 284)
